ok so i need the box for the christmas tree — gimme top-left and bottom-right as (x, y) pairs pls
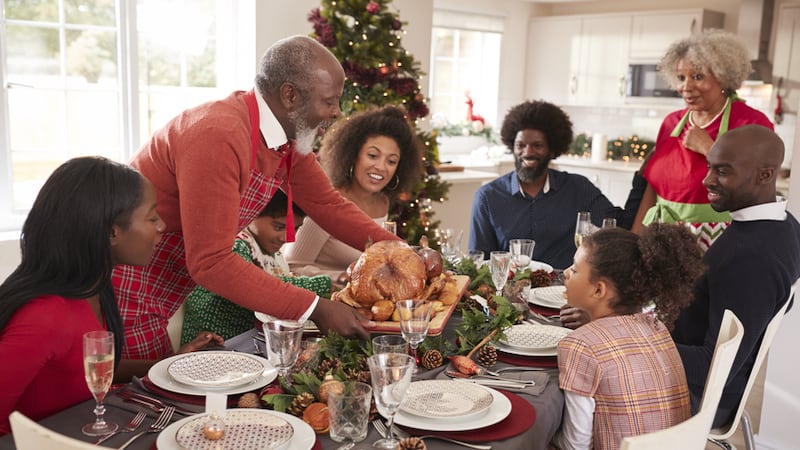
(308, 0), (450, 247)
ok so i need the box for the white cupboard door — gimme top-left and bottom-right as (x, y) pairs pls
(773, 5), (800, 115)
(526, 17), (582, 105)
(577, 15), (632, 106)
(629, 10), (722, 61)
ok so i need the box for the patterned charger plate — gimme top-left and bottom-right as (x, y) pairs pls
(401, 380), (493, 420)
(527, 285), (567, 309)
(167, 351), (266, 388)
(176, 410), (294, 450)
(500, 324), (571, 351)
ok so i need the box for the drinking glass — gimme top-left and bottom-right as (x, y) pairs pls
(81, 330), (117, 436)
(367, 353), (415, 449)
(509, 239), (535, 271)
(328, 381), (373, 447)
(262, 320), (304, 378)
(437, 228), (463, 263)
(602, 217), (617, 229)
(468, 250), (484, 266)
(575, 211), (593, 248)
(490, 251), (512, 296)
(371, 335), (408, 355)
(395, 300), (432, 373)
(382, 221), (397, 235)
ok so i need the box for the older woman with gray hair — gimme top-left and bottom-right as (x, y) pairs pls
(631, 30), (773, 249)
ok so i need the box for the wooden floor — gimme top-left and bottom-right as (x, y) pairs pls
(704, 362), (767, 450)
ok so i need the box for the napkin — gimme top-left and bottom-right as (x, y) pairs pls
(398, 390), (536, 442)
(496, 353), (559, 368)
(437, 364), (549, 396)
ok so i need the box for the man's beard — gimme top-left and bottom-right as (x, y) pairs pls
(288, 109), (318, 156)
(516, 155), (551, 183)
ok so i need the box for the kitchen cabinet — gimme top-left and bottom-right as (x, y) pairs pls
(773, 4), (800, 115)
(527, 15), (630, 106)
(549, 157), (639, 207)
(629, 9), (724, 62)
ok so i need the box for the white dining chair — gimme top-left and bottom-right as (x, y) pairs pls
(620, 309), (744, 450)
(9, 411), (98, 450)
(707, 277), (800, 450)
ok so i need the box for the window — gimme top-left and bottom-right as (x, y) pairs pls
(428, 10), (502, 129)
(0, 0), (246, 230)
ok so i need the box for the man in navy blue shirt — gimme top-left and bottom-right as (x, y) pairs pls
(469, 100), (629, 270)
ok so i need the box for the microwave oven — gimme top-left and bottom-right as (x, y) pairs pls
(626, 64), (680, 98)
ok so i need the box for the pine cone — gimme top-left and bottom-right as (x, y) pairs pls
(421, 349), (443, 370)
(237, 392), (261, 408)
(529, 269), (552, 288)
(287, 392), (315, 417)
(397, 437), (427, 450)
(462, 296), (482, 311)
(477, 345), (498, 367)
(316, 358), (341, 378)
(487, 296), (498, 311)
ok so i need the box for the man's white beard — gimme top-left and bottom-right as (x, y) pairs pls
(289, 109), (318, 156)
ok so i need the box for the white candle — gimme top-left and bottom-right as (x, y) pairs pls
(591, 133), (608, 162)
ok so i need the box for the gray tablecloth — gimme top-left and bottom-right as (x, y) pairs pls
(0, 322), (564, 450)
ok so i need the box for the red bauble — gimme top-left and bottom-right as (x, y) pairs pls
(379, 66), (390, 75)
(366, 1), (379, 14)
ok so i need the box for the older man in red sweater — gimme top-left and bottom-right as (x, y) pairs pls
(113, 35), (398, 359)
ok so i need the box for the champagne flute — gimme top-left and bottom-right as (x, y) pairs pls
(490, 251), (512, 297)
(509, 238), (535, 271)
(575, 211), (593, 248)
(81, 330), (117, 436)
(262, 320), (304, 378)
(367, 353), (415, 449)
(395, 300), (432, 372)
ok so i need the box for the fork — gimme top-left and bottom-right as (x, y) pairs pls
(117, 389), (194, 415)
(93, 411), (146, 445)
(117, 406), (175, 450)
(373, 418), (491, 450)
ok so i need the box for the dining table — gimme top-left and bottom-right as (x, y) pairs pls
(0, 310), (565, 450)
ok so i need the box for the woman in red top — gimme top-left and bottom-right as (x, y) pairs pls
(0, 157), (220, 435)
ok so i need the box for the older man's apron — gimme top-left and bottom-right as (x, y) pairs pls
(114, 90), (293, 359)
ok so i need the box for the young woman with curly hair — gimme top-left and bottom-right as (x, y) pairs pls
(553, 224), (705, 450)
(284, 105), (423, 284)
(632, 30), (773, 249)
(469, 100), (627, 270)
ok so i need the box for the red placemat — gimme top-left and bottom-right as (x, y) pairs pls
(141, 376), (241, 407)
(397, 390), (535, 442)
(496, 352), (558, 368)
(529, 304), (560, 317)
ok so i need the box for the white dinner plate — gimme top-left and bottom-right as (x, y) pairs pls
(401, 380), (493, 421)
(393, 385), (511, 432)
(157, 409), (315, 450)
(175, 409), (293, 449)
(149, 353), (277, 396)
(254, 312), (319, 333)
(492, 339), (558, 357)
(167, 352), (266, 388)
(527, 285), (567, 309)
(479, 259), (553, 273)
(500, 324), (571, 351)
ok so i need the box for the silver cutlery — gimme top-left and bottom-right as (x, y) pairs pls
(373, 418), (491, 450)
(450, 377), (530, 391)
(493, 366), (546, 373)
(526, 313), (562, 326)
(93, 411), (146, 445)
(118, 406), (175, 450)
(117, 389), (195, 415)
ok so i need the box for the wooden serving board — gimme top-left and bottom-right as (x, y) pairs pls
(368, 275), (470, 336)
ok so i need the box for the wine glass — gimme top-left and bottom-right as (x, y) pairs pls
(575, 211), (593, 248)
(602, 217), (617, 229)
(437, 227), (463, 263)
(490, 251), (512, 296)
(509, 239), (535, 271)
(366, 353), (415, 449)
(395, 300), (432, 372)
(81, 330), (117, 436)
(262, 320), (304, 378)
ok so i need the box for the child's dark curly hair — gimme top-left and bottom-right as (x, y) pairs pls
(318, 105), (424, 198)
(500, 100), (574, 158)
(582, 224), (705, 329)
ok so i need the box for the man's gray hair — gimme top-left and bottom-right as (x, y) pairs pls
(255, 35), (318, 95)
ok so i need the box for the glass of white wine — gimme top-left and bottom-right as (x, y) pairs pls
(81, 330), (117, 436)
(575, 211), (593, 248)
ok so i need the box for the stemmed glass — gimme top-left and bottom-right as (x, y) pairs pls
(509, 239), (535, 271)
(366, 353), (415, 449)
(575, 211), (593, 248)
(437, 228), (463, 263)
(395, 300), (432, 372)
(81, 330), (117, 436)
(490, 251), (512, 297)
(262, 320), (304, 378)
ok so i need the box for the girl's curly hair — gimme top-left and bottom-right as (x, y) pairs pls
(582, 224), (705, 329)
(658, 29), (752, 92)
(318, 105), (423, 198)
(500, 100), (574, 158)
